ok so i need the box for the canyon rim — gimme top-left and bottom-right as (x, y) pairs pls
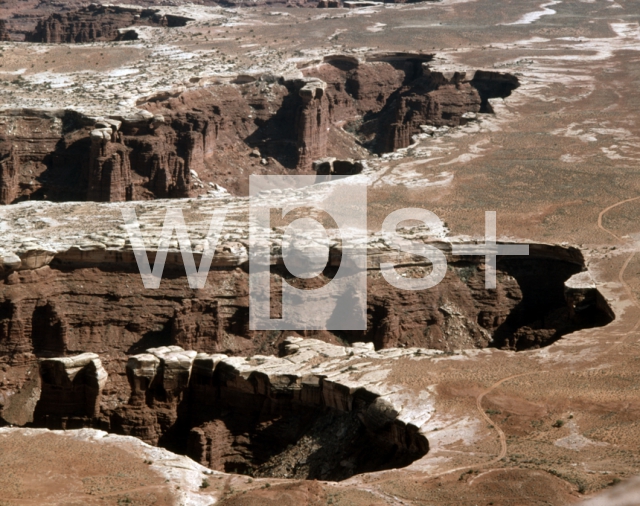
(1, 0), (640, 505)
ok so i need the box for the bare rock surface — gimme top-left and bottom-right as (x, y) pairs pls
(24, 5), (192, 44)
(14, 339), (434, 480)
(0, 54), (508, 203)
(1, 0), (640, 503)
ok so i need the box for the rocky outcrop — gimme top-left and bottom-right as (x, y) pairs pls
(24, 5), (192, 43)
(0, 20), (10, 41)
(0, 82), (299, 202)
(0, 192), (614, 478)
(87, 121), (133, 202)
(0, 58), (519, 204)
(31, 339), (429, 480)
(304, 57), (407, 123)
(380, 69), (482, 152)
(0, 189), (612, 371)
(0, 238), (612, 435)
(295, 79), (330, 170)
(0, 110), (66, 204)
(33, 352), (107, 427)
(0, 147), (19, 204)
(302, 57), (518, 153)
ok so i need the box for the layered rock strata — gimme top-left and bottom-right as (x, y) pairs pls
(0, 20), (10, 41)
(28, 339), (429, 480)
(305, 60), (517, 152)
(0, 56), (518, 203)
(34, 353), (107, 427)
(24, 5), (192, 43)
(0, 195), (613, 436)
(0, 184), (615, 480)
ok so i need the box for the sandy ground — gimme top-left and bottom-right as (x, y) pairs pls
(1, 0), (640, 504)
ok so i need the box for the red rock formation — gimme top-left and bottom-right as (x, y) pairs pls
(303, 58), (521, 153)
(23, 339), (429, 479)
(383, 80), (482, 152)
(87, 126), (133, 202)
(0, 148), (19, 204)
(140, 85), (257, 196)
(0, 238), (613, 474)
(0, 20), (11, 41)
(26, 7), (133, 43)
(110, 342), (428, 479)
(294, 79), (330, 171)
(0, 247), (598, 375)
(303, 58), (405, 122)
(0, 60), (518, 203)
(24, 5), (191, 44)
(33, 353), (107, 427)
(0, 111), (66, 204)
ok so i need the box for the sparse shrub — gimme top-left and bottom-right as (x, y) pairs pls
(552, 419), (564, 428)
(200, 479), (210, 489)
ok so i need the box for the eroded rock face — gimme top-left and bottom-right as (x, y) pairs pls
(0, 57), (518, 203)
(88, 123), (133, 202)
(0, 147), (19, 204)
(32, 339), (429, 481)
(381, 71), (482, 152)
(0, 20), (10, 42)
(0, 248), (601, 368)
(34, 352), (107, 426)
(24, 5), (191, 44)
(0, 80), (315, 202)
(0, 111), (65, 204)
(0, 237), (613, 437)
(305, 58), (519, 152)
(295, 79), (330, 171)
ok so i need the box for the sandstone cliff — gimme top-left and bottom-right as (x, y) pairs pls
(28, 339), (429, 480)
(0, 189), (614, 478)
(300, 57), (517, 152)
(0, 230), (612, 438)
(0, 56), (519, 205)
(0, 20), (10, 41)
(24, 5), (192, 43)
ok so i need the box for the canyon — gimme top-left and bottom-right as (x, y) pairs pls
(0, 0), (639, 503)
(0, 56), (517, 203)
(24, 5), (192, 44)
(0, 192), (613, 478)
(32, 338), (430, 481)
(0, 3), (193, 42)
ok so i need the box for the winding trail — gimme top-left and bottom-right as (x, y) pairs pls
(597, 195), (640, 241)
(597, 196), (640, 349)
(469, 195), (640, 474)
(352, 196), (640, 500)
(474, 371), (543, 465)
